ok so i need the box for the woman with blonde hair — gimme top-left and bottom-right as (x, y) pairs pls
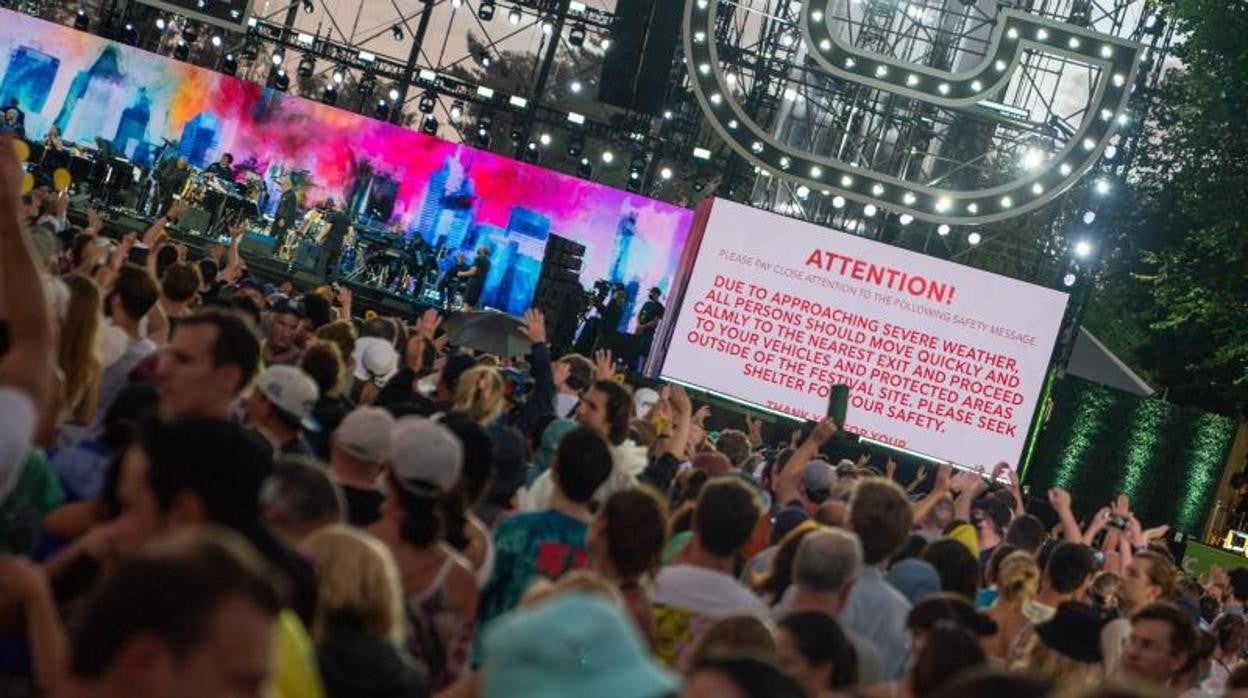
(302, 524), (426, 697)
(1012, 601), (1106, 688)
(451, 365), (507, 425)
(984, 550), (1041, 660)
(57, 274), (102, 428)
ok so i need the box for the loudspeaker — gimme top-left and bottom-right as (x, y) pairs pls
(293, 238), (321, 272)
(598, 0), (684, 116)
(239, 232), (277, 257)
(535, 234), (589, 352)
(178, 206), (212, 234)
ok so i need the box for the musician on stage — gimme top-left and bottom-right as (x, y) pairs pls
(319, 198), (351, 280)
(272, 176), (299, 251)
(156, 157), (191, 216)
(403, 234), (434, 295)
(595, 283), (627, 352)
(204, 152), (234, 180)
(439, 252), (471, 309)
(457, 245), (492, 310)
(635, 286), (666, 370)
(42, 126), (65, 151)
(0, 108), (24, 138)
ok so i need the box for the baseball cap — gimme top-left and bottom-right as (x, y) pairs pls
(391, 417), (463, 496)
(254, 365), (320, 432)
(632, 387), (659, 419)
(887, 558), (942, 604)
(335, 407), (395, 463)
(802, 459), (837, 496)
(1035, 601), (1106, 663)
(353, 336), (399, 386)
(482, 593), (679, 698)
(269, 296), (305, 318)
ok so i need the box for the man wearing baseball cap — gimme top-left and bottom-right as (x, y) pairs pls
(328, 406), (395, 526)
(244, 364), (320, 459)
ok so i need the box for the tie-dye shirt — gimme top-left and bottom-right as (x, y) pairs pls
(478, 509), (589, 630)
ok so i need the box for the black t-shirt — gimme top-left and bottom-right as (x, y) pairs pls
(341, 485), (384, 527)
(468, 257), (490, 291)
(325, 211), (350, 248)
(639, 300), (665, 334)
(601, 300), (624, 335)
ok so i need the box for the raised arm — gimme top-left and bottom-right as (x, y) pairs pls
(1047, 488), (1083, 544)
(774, 418), (838, 506)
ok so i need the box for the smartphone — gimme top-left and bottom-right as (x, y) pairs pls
(128, 245), (150, 266)
(826, 383), (849, 427)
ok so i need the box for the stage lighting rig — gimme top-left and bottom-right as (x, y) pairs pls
(418, 91), (436, 114)
(422, 115), (439, 135)
(568, 23), (586, 47)
(173, 41), (189, 61)
(274, 69), (290, 91)
(74, 9), (90, 30)
(322, 85), (338, 104)
(222, 53), (238, 75)
(376, 99), (391, 117)
(358, 73), (376, 96)
(508, 6), (522, 25)
(297, 55), (316, 78)
(391, 24), (404, 41)
(302, 0), (315, 14)
(450, 100), (464, 122)
(270, 49), (284, 66)
(577, 158), (593, 179)
(478, 1), (496, 21)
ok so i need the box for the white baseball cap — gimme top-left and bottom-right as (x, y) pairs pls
(391, 417), (463, 496)
(633, 387), (660, 419)
(334, 407), (395, 463)
(255, 365), (321, 431)
(353, 336), (399, 386)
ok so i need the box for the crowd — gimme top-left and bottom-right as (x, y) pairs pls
(2, 134), (1248, 698)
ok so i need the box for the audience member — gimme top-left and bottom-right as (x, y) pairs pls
(244, 365), (320, 458)
(326, 406), (393, 527)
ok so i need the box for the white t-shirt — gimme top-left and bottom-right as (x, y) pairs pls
(0, 387), (37, 500)
(653, 563), (766, 618)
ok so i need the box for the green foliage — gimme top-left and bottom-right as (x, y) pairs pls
(1084, 0), (1248, 416)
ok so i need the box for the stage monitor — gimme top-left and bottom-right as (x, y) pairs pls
(659, 199), (1069, 469)
(133, 0), (255, 33)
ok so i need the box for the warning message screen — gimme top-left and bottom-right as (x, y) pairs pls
(661, 199), (1068, 468)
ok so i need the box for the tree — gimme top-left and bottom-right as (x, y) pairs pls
(1084, 0), (1248, 416)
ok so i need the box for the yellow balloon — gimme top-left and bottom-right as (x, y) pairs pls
(11, 139), (29, 163)
(21, 172), (34, 194)
(52, 168), (72, 191)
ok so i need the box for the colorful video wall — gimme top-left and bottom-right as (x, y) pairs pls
(0, 10), (693, 316)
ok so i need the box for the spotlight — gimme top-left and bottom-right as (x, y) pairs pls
(628, 152), (647, 179)
(1020, 147), (1046, 170)
(967, 231), (982, 245)
(577, 157), (593, 178)
(1082, 211), (1097, 224)
(899, 214), (914, 225)
(74, 9), (90, 31)
(601, 150), (615, 164)
(222, 54), (238, 76)
(418, 91), (436, 114)
(358, 73), (376, 95)
(478, 0), (496, 21)
(1063, 273), (1078, 287)
(332, 66), (345, 85)
(210, 34), (223, 48)
(388, 87), (401, 102)
(1073, 240), (1094, 258)
(274, 70), (290, 91)
(297, 55), (316, 78)
(659, 166), (673, 180)
(450, 100), (464, 121)
(569, 23), (586, 47)
(570, 80), (583, 94)
(375, 99), (389, 117)
(322, 85), (338, 104)
(1094, 178), (1112, 195)
(509, 128), (523, 143)
(173, 41), (189, 61)
(601, 37), (612, 51)
(937, 224), (951, 236)
(452, 0), (463, 7)
(155, 17), (167, 31)
(422, 115), (438, 134)
(479, 52), (493, 68)
(391, 24), (404, 41)
(509, 7), (522, 25)
(271, 50), (285, 66)
(863, 204), (877, 217)
(302, 0), (315, 14)
(567, 136), (585, 158)
(475, 116), (492, 146)
(541, 18), (554, 35)
(240, 42), (259, 61)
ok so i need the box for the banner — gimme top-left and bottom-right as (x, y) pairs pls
(661, 199), (1068, 468)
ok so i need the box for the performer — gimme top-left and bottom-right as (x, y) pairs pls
(404, 234), (434, 296)
(595, 284), (627, 352)
(0, 108), (24, 138)
(272, 176), (299, 252)
(319, 199), (351, 280)
(156, 157), (191, 215)
(204, 152), (234, 180)
(457, 246), (492, 310)
(42, 126), (65, 151)
(439, 252), (471, 310)
(635, 286), (666, 370)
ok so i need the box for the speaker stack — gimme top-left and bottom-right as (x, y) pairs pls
(534, 234), (587, 354)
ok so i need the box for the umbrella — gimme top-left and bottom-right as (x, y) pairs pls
(444, 310), (532, 357)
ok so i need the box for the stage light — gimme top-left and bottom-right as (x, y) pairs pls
(480, 52), (493, 68)
(539, 133), (552, 146)
(1094, 178), (1112, 195)
(391, 24), (405, 41)
(173, 41), (189, 61)
(899, 214), (914, 226)
(418, 91), (436, 114)
(374, 99), (389, 117)
(577, 158), (593, 178)
(937, 224), (951, 236)
(831, 196), (846, 209)
(332, 67), (345, 84)
(967, 231), (982, 245)
(274, 70), (290, 91)
(659, 166), (673, 180)
(1063, 273), (1078, 287)
(74, 9), (90, 30)
(156, 17), (167, 31)
(1104, 145), (1118, 160)
(210, 34), (223, 48)
(541, 18), (554, 35)
(452, 0), (464, 7)
(600, 37), (611, 51)
(863, 204), (877, 217)
(422, 115), (438, 134)
(570, 80), (582, 94)
(123, 22), (138, 44)
(222, 54), (238, 76)
(601, 150), (615, 164)
(509, 7), (522, 25)
(478, 0), (496, 21)
(297, 55), (316, 78)
(509, 128), (523, 143)
(1020, 148), (1045, 170)
(569, 23), (586, 46)
(358, 74), (376, 95)
(1073, 240), (1094, 258)
(271, 50), (285, 66)
(1083, 211), (1097, 224)
(182, 25), (198, 43)
(322, 85), (337, 104)
(450, 100), (464, 121)
(302, 0), (315, 14)
(567, 136), (584, 158)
